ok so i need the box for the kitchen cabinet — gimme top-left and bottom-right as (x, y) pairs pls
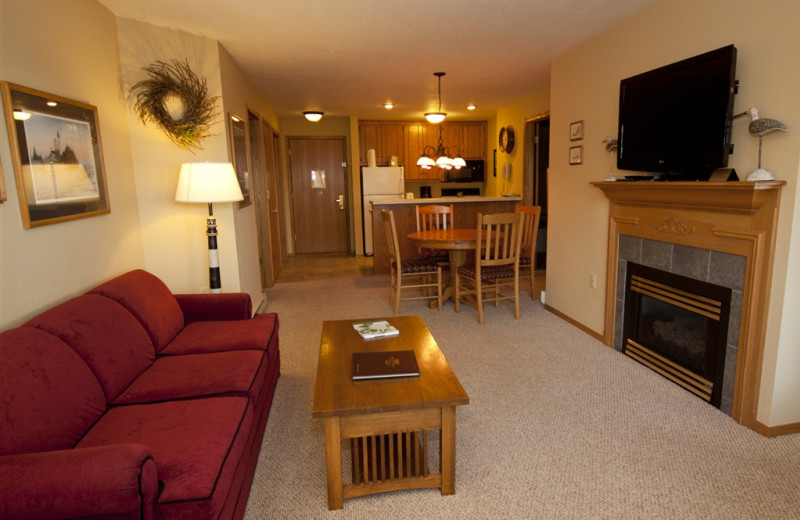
(359, 122), (405, 166)
(404, 123), (444, 182)
(358, 120), (487, 182)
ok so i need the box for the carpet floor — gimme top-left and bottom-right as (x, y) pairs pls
(244, 274), (800, 519)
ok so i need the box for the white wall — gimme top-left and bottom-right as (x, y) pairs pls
(0, 0), (145, 328)
(547, 0), (800, 427)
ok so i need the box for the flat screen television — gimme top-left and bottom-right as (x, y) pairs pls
(617, 45), (737, 181)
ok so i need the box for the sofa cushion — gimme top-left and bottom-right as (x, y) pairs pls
(0, 328), (106, 455)
(77, 397), (252, 519)
(112, 350), (266, 405)
(24, 294), (155, 402)
(160, 313), (278, 356)
(88, 269), (184, 352)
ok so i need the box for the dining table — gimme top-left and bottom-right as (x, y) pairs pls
(406, 228), (479, 305)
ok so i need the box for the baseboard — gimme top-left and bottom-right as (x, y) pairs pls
(754, 420), (800, 437)
(543, 304), (604, 342)
(253, 292), (268, 316)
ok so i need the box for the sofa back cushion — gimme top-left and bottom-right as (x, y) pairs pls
(0, 327), (106, 455)
(88, 269), (184, 352)
(24, 294), (156, 402)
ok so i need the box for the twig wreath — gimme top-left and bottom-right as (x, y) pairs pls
(129, 59), (218, 150)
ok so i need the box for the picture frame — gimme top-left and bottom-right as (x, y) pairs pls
(0, 151), (6, 203)
(569, 145), (584, 165)
(2, 82), (110, 228)
(569, 120), (584, 141)
(228, 112), (251, 208)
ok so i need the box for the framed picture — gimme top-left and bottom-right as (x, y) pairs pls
(569, 120), (584, 141)
(228, 113), (251, 208)
(569, 145), (584, 165)
(2, 82), (110, 228)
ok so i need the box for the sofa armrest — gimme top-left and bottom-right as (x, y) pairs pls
(175, 292), (253, 322)
(0, 444), (159, 520)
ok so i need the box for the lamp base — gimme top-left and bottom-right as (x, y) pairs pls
(745, 168), (775, 182)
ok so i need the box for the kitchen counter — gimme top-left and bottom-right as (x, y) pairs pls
(370, 196), (522, 274)
(374, 195), (520, 205)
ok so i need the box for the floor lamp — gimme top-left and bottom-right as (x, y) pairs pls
(175, 162), (244, 293)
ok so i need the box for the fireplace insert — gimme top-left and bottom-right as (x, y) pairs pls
(622, 262), (731, 407)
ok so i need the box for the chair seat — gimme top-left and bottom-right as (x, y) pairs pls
(456, 264), (516, 281)
(422, 251), (451, 264)
(398, 257), (440, 274)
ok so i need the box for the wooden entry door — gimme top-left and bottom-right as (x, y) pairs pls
(289, 138), (349, 253)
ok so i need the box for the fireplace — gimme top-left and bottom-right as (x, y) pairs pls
(593, 180), (784, 431)
(622, 262), (731, 408)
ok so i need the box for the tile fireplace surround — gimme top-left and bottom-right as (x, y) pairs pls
(593, 180), (785, 433)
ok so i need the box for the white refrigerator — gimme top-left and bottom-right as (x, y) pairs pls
(362, 166), (404, 255)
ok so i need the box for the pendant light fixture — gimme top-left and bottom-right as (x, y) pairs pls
(416, 125), (466, 170)
(417, 71), (465, 170)
(424, 72), (447, 124)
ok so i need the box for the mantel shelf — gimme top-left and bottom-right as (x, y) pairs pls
(591, 181), (786, 213)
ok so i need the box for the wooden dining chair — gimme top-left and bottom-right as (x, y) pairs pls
(516, 205), (542, 300)
(415, 204), (454, 262)
(454, 212), (524, 324)
(381, 209), (443, 313)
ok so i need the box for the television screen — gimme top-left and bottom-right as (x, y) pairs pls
(617, 45), (737, 180)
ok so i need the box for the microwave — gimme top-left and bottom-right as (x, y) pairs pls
(444, 159), (485, 183)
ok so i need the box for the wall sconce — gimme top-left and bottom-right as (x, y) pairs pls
(311, 170), (326, 193)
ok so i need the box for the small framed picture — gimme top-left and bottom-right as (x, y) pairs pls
(569, 145), (584, 165)
(2, 82), (110, 228)
(569, 120), (584, 141)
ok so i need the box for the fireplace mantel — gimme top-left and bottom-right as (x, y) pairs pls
(593, 180), (785, 431)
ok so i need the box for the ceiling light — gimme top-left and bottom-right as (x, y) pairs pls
(466, 104), (476, 111)
(384, 103), (394, 110)
(13, 109), (31, 121)
(424, 72), (448, 124)
(46, 101), (58, 107)
(303, 111), (323, 122)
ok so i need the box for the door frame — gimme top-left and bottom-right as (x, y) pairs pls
(286, 136), (351, 254)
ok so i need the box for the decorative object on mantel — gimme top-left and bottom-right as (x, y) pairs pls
(129, 59), (218, 150)
(733, 107), (788, 181)
(602, 136), (618, 181)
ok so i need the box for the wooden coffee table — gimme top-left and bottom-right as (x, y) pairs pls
(312, 315), (469, 510)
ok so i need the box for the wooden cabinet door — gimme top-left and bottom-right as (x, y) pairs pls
(359, 122), (404, 165)
(405, 123), (443, 182)
(462, 122), (487, 158)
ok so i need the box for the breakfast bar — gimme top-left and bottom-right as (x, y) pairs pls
(370, 196), (521, 274)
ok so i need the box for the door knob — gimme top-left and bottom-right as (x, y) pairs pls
(336, 195), (345, 210)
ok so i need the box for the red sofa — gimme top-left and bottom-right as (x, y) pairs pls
(0, 269), (280, 520)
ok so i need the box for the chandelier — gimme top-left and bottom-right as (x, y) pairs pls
(416, 125), (466, 170)
(417, 72), (465, 170)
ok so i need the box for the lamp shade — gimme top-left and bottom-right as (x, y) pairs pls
(175, 162), (244, 203)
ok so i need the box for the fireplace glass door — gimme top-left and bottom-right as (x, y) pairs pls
(623, 263), (731, 407)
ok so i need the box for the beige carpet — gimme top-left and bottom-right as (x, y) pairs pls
(245, 275), (800, 519)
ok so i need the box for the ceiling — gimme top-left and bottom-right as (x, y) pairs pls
(98, 0), (660, 121)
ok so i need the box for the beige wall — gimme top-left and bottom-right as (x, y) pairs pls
(489, 90), (551, 197)
(548, 0), (800, 426)
(218, 44), (281, 305)
(116, 18), (242, 295)
(0, 0), (145, 328)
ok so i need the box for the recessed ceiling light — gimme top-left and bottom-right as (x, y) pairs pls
(13, 109), (31, 120)
(46, 101), (58, 107)
(466, 104), (476, 111)
(384, 103), (394, 110)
